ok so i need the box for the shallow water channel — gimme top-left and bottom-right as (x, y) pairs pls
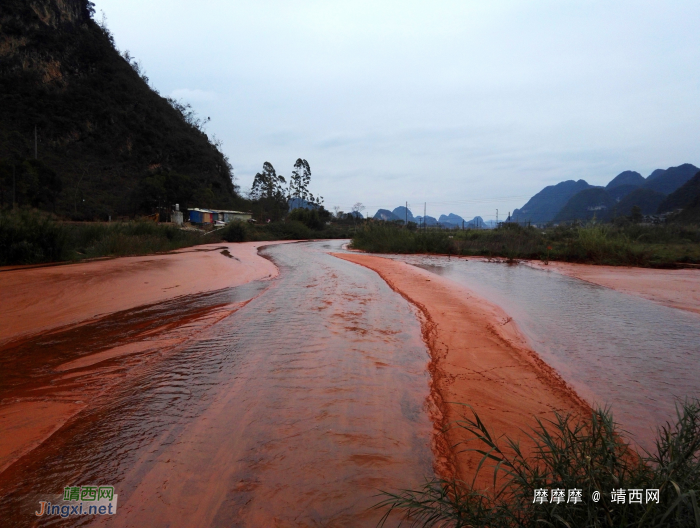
(0, 240), (433, 527)
(391, 254), (700, 449)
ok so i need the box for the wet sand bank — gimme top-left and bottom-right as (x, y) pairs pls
(334, 252), (589, 486)
(0, 241), (288, 344)
(0, 243), (285, 476)
(524, 260), (700, 315)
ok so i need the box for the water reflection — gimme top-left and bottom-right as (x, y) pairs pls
(392, 254), (700, 448)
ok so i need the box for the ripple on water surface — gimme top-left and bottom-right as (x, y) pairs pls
(0, 241), (433, 527)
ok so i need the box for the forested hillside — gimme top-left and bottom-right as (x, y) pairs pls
(0, 0), (245, 219)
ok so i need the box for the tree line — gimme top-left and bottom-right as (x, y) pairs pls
(249, 159), (326, 222)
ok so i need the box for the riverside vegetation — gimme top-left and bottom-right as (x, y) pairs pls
(376, 400), (700, 528)
(0, 207), (355, 266)
(351, 222), (700, 268)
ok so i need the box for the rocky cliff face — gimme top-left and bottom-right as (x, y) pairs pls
(1, 0), (89, 83)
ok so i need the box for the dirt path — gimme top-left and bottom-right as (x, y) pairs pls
(524, 260), (700, 316)
(334, 252), (589, 487)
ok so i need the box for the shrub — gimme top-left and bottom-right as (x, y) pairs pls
(0, 208), (66, 264)
(375, 400), (700, 528)
(288, 207), (329, 230)
(221, 220), (248, 242)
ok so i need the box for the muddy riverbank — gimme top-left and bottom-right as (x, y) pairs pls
(334, 252), (589, 486)
(524, 260), (700, 315)
(0, 242), (287, 478)
(0, 241), (288, 344)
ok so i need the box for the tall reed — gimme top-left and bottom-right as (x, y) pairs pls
(375, 400), (700, 527)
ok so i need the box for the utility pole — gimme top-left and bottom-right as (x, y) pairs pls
(405, 201), (408, 227)
(424, 202), (426, 231)
(34, 126), (38, 159)
(496, 209), (498, 226)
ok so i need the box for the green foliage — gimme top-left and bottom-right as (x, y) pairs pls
(631, 205), (643, 223)
(375, 400), (700, 528)
(554, 188), (616, 224)
(289, 158), (322, 205)
(0, 208), (204, 265)
(352, 223), (453, 254)
(249, 162), (289, 222)
(0, 159), (62, 210)
(612, 189), (666, 218)
(261, 220), (312, 240)
(0, 1), (241, 219)
(659, 171), (700, 215)
(351, 223), (700, 268)
(221, 220), (248, 242)
(288, 207), (331, 230)
(0, 208), (66, 264)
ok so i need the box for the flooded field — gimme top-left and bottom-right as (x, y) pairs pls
(392, 254), (700, 448)
(2, 240), (699, 526)
(0, 241), (433, 527)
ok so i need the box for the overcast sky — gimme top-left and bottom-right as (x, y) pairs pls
(93, 0), (699, 221)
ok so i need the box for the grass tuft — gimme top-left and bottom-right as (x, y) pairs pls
(375, 400), (700, 527)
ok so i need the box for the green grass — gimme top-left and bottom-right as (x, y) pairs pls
(221, 217), (356, 243)
(0, 208), (203, 265)
(375, 400), (700, 528)
(0, 208), (356, 266)
(351, 222), (700, 268)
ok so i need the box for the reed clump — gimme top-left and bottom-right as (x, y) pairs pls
(376, 400), (700, 528)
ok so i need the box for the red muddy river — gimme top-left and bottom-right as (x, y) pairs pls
(3, 240), (697, 527)
(0, 241), (434, 527)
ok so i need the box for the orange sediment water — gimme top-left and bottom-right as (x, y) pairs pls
(333, 252), (589, 486)
(0, 241), (434, 526)
(523, 260), (700, 315)
(5, 240), (691, 526)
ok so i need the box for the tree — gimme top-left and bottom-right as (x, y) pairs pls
(351, 202), (365, 227)
(250, 162), (286, 200)
(250, 162), (288, 221)
(352, 202), (365, 216)
(289, 158), (323, 206)
(630, 205), (643, 223)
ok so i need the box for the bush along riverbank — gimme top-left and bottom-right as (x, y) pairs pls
(351, 222), (700, 268)
(0, 209), (205, 265)
(0, 208), (356, 266)
(376, 400), (700, 528)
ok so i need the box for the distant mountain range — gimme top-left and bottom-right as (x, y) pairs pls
(374, 207), (486, 229)
(512, 163), (699, 224)
(371, 163), (699, 228)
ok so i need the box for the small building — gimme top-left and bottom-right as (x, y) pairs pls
(209, 210), (253, 223)
(188, 208), (214, 224)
